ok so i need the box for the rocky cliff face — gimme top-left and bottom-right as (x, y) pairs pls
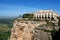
(10, 19), (59, 40)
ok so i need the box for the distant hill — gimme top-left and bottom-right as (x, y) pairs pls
(0, 16), (16, 19)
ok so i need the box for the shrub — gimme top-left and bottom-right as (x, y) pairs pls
(22, 13), (33, 19)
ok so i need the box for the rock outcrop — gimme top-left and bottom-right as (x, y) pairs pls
(10, 19), (59, 40)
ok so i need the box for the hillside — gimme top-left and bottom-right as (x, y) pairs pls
(0, 18), (14, 40)
(10, 18), (59, 40)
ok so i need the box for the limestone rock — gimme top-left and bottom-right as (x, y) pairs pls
(10, 20), (58, 40)
(33, 27), (52, 40)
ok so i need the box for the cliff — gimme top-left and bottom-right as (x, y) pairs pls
(10, 18), (59, 40)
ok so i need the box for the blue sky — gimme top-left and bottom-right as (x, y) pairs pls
(0, 0), (60, 17)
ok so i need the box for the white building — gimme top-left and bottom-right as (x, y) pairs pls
(32, 10), (59, 21)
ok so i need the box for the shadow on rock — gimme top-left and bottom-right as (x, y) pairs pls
(52, 28), (60, 40)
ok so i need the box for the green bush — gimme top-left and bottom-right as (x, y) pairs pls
(51, 29), (57, 36)
(0, 30), (11, 40)
(22, 13), (33, 19)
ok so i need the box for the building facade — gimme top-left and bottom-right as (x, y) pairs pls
(32, 10), (59, 21)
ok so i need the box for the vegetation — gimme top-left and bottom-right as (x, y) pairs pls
(0, 27), (11, 40)
(45, 20), (56, 27)
(22, 13), (33, 18)
(0, 19), (14, 40)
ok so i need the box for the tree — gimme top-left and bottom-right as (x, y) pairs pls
(22, 13), (33, 18)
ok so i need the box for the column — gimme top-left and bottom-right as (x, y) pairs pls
(37, 13), (39, 18)
(44, 13), (45, 20)
(40, 13), (41, 18)
(50, 13), (52, 21)
(46, 13), (48, 19)
(53, 13), (55, 19)
(41, 13), (42, 19)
